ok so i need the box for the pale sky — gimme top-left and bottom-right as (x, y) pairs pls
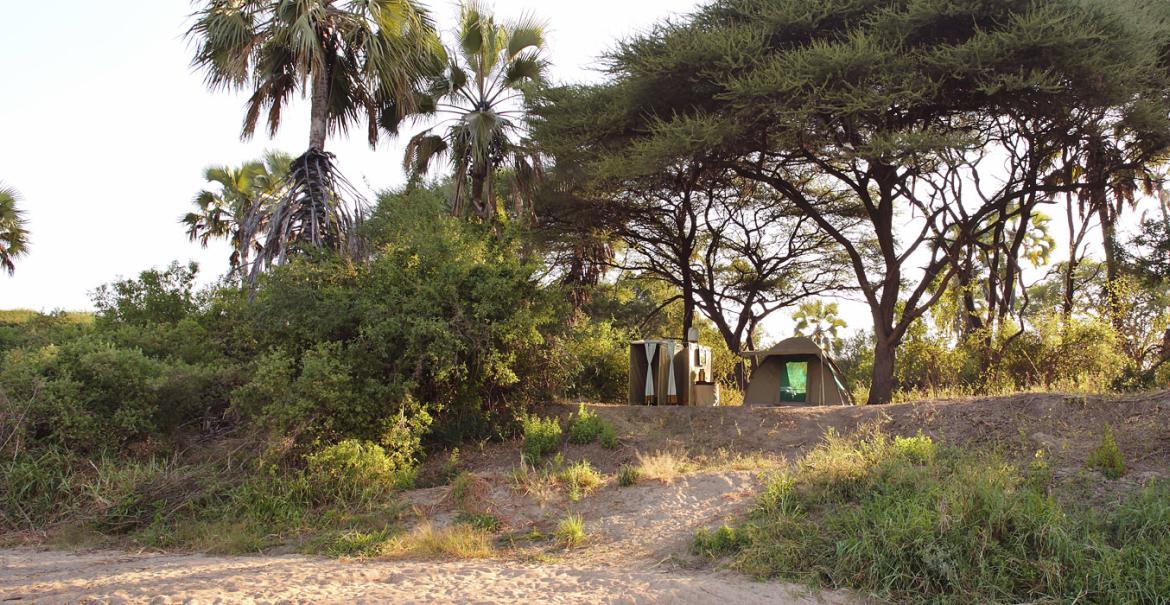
(0, 0), (700, 310)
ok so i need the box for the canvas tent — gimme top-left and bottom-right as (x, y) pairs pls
(741, 337), (853, 406)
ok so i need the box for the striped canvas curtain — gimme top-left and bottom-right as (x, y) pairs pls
(644, 343), (657, 404)
(666, 342), (677, 404)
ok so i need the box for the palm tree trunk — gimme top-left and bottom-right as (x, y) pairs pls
(309, 65), (329, 151)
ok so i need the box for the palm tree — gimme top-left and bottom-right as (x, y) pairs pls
(402, 1), (547, 219)
(188, 0), (444, 279)
(0, 184), (29, 276)
(182, 151), (291, 278)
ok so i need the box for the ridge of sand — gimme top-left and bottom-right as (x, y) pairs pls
(0, 548), (854, 604)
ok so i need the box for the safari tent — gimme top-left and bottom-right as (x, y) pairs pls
(741, 336), (853, 406)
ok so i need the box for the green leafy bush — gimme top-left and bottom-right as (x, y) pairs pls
(305, 439), (408, 504)
(567, 404), (606, 444)
(522, 415), (561, 462)
(1086, 424), (1126, 479)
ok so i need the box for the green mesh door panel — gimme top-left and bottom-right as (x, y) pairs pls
(779, 359), (808, 402)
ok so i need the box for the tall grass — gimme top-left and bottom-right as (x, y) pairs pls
(707, 428), (1170, 604)
(0, 443), (410, 554)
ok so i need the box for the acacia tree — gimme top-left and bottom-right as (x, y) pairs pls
(188, 0), (443, 278)
(182, 151), (291, 278)
(545, 0), (1170, 403)
(401, 2), (547, 219)
(0, 184), (29, 276)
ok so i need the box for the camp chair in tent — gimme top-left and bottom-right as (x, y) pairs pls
(741, 337), (853, 406)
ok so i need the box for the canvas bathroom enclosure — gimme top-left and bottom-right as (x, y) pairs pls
(628, 337), (716, 406)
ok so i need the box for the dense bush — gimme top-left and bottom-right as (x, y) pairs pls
(305, 439), (412, 503)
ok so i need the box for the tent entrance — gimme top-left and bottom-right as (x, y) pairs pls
(779, 359), (808, 403)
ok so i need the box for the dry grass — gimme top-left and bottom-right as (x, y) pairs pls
(383, 522), (495, 559)
(635, 451), (696, 484)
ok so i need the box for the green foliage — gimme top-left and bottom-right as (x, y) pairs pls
(522, 415), (561, 462)
(305, 439), (411, 505)
(567, 404), (612, 444)
(558, 317), (630, 402)
(1086, 425), (1126, 480)
(92, 262), (200, 327)
(722, 429), (1170, 604)
(617, 464), (640, 487)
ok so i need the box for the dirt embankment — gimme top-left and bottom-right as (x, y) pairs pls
(448, 390), (1170, 476)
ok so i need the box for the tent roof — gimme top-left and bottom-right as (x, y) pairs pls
(740, 336), (830, 360)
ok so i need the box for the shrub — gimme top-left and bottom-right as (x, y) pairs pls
(557, 460), (602, 501)
(305, 439), (406, 505)
(1086, 424), (1126, 479)
(522, 415), (561, 462)
(617, 464), (640, 487)
(567, 404), (607, 444)
(599, 422), (619, 449)
(556, 513), (586, 548)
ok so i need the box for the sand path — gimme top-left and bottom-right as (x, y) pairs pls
(0, 548), (850, 604)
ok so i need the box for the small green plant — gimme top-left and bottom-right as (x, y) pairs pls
(449, 471), (476, 509)
(1086, 424), (1126, 479)
(522, 414), (562, 462)
(454, 512), (501, 532)
(617, 464), (640, 487)
(568, 404), (603, 443)
(319, 528), (394, 558)
(692, 524), (748, 558)
(558, 460), (603, 501)
(555, 513), (586, 548)
(440, 448), (461, 482)
(892, 432), (937, 464)
(567, 404), (620, 448)
(599, 423), (619, 449)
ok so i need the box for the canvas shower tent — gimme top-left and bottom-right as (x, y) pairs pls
(741, 337), (853, 406)
(629, 337), (715, 406)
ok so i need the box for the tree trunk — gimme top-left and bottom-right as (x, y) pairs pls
(868, 335), (897, 405)
(309, 63), (330, 151)
(1098, 200), (1123, 329)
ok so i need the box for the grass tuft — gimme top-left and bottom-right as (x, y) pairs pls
(384, 522), (495, 559)
(617, 464), (640, 487)
(635, 451), (694, 484)
(556, 460), (602, 501)
(555, 513), (586, 548)
(1086, 424), (1126, 479)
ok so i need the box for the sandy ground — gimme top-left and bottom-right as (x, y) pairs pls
(0, 548), (851, 604)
